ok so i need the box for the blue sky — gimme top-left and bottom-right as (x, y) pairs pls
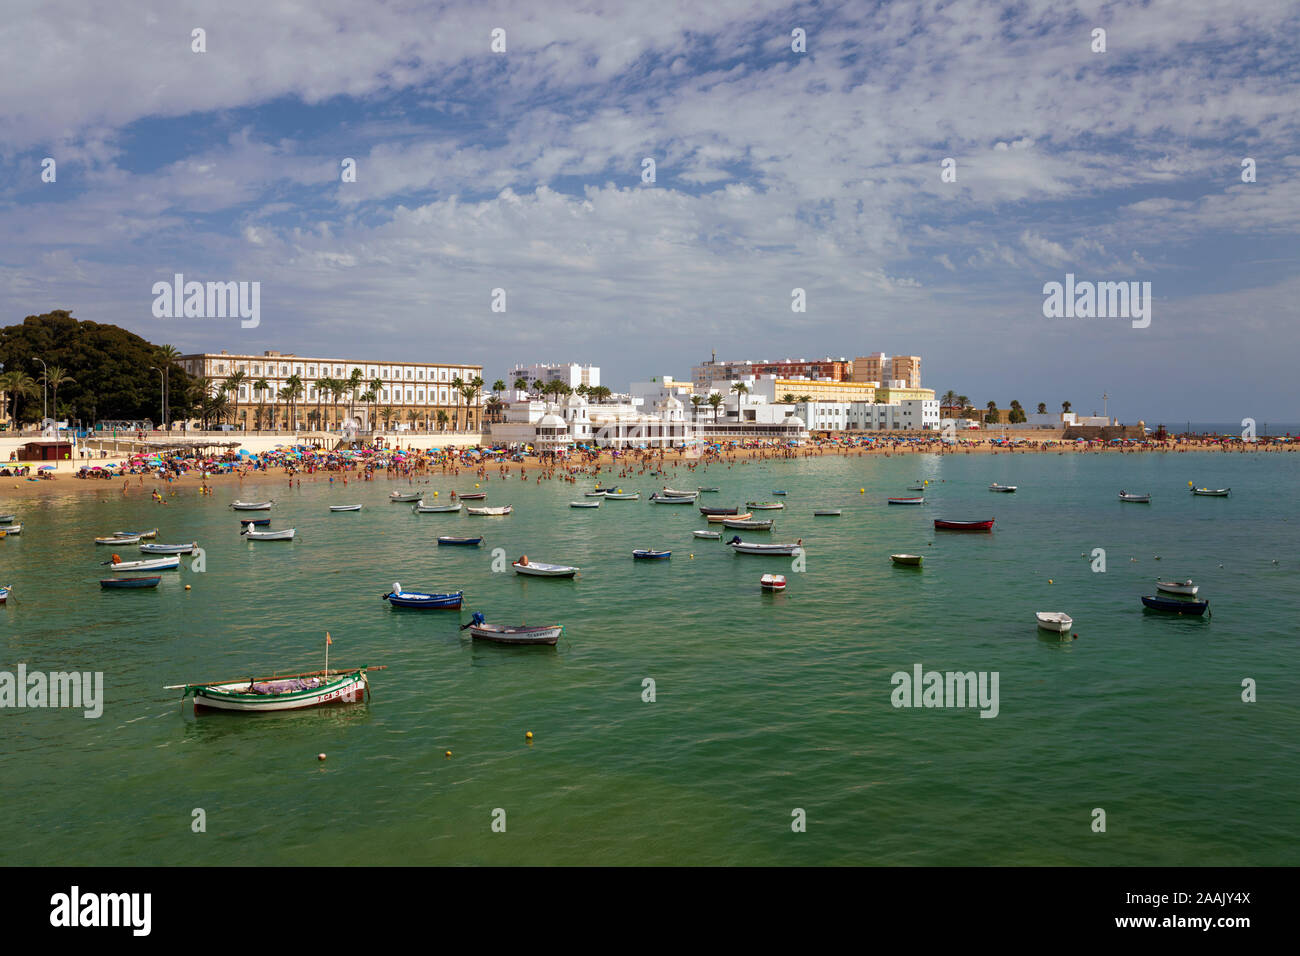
(2, 0), (1298, 423)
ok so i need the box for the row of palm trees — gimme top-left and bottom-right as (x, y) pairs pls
(0, 366), (76, 426)
(940, 391), (1073, 424)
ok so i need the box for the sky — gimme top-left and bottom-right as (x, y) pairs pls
(1, 0), (1297, 424)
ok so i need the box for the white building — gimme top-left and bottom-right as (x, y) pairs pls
(796, 399), (940, 432)
(507, 363), (600, 400)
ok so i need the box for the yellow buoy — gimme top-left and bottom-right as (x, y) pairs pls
(433, 491), (438, 497)
(318, 753), (326, 761)
(525, 731), (533, 740)
(860, 488), (865, 494)
(184, 584), (192, 590)
(1048, 579), (1053, 584)
(444, 751), (452, 758)
(475, 483), (480, 488)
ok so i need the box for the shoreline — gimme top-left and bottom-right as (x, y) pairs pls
(3, 438), (1294, 500)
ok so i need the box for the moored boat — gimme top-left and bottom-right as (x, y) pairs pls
(330, 504), (363, 512)
(115, 528), (158, 540)
(708, 511), (751, 523)
(693, 530), (722, 539)
(760, 573), (787, 591)
(1035, 611), (1073, 633)
(236, 517), (271, 526)
(512, 559), (579, 578)
(179, 669), (375, 712)
(584, 491), (608, 497)
(661, 488), (696, 498)
(1191, 487), (1230, 496)
(437, 536), (483, 546)
(241, 525), (296, 540)
(813, 509), (841, 516)
(1155, 579), (1199, 596)
(231, 500), (272, 511)
(459, 612), (562, 646)
(96, 534), (142, 545)
(100, 576), (161, 589)
(728, 536), (802, 556)
(934, 518), (994, 531)
(388, 491), (422, 502)
(0, 514), (15, 523)
(632, 549), (671, 559)
(699, 506), (739, 516)
(746, 501), (784, 510)
(772, 491), (787, 496)
(106, 556), (180, 572)
(414, 500), (461, 512)
(467, 505), (512, 516)
(989, 483), (1017, 493)
(649, 493), (694, 504)
(139, 542), (198, 555)
(1118, 491), (1151, 502)
(604, 491), (639, 500)
(697, 486), (720, 493)
(0, 585), (10, 602)
(570, 500), (601, 508)
(1, 522), (21, 535)
(890, 553), (923, 566)
(888, 496), (925, 505)
(456, 492), (487, 500)
(1141, 595), (1210, 615)
(723, 518), (773, 530)
(383, 585), (464, 609)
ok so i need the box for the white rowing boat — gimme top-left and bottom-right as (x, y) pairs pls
(231, 500), (272, 511)
(468, 505), (513, 516)
(512, 560), (578, 578)
(1035, 611), (1073, 634)
(727, 537), (802, 556)
(389, 491), (422, 502)
(570, 500), (601, 508)
(241, 525), (296, 540)
(107, 556), (181, 572)
(1155, 579), (1199, 596)
(96, 534), (141, 545)
(693, 530), (721, 539)
(330, 504), (363, 512)
(989, 483), (1017, 493)
(1118, 491), (1151, 502)
(139, 542), (198, 554)
(414, 500), (461, 512)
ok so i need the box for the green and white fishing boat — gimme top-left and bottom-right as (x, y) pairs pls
(172, 666), (383, 713)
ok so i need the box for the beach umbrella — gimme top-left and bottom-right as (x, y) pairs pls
(39, 464), (55, 470)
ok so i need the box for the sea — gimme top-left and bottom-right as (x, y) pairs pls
(1, 449), (1297, 865)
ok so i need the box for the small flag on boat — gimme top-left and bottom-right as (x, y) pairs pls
(326, 632), (333, 645)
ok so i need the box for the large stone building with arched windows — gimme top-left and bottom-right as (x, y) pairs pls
(178, 350), (483, 432)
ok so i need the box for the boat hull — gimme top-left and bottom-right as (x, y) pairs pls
(1141, 596), (1210, 615)
(100, 576), (161, 589)
(231, 502), (272, 511)
(437, 537), (483, 546)
(890, 554), (923, 566)
(934, 519), (994, 531)
(888, 497), (925, 505)
(1035, 613), (1073, 632)
(513, 562), (578, 577)
(330, 505), (363, 512)
(723, 519), (773, 530)
(1155, 581), (1199, 596)
(109, 557), (180, 572)
(632, 550), (671, 559)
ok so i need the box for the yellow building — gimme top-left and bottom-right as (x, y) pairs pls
(771, 378), (877, 404)
(875, 385), (936, 404)
(850, 353), (922, 388)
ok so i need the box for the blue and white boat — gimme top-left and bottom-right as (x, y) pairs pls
(383, 585), (463, 609)
(437, 536), (483, 546)
(100, 576), (162, 589)
(140, 542), (198, 555)
(1141, 595), (1210, 616)
(632, 549), (671, 559)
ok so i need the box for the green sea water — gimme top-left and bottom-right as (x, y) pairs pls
(2, 450), (1297, 866)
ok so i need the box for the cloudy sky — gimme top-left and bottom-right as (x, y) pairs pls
(2, 0), (1297, 423)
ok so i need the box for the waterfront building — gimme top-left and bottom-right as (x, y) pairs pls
(797, 399), (940, 432)
(851, 353), (923, 389)
(178, 350), (483, 431)
(506, 363), (600, 400)
(691, 353), (849, 391)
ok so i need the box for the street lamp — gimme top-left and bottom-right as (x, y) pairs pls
(149, 367), (164, 429)
(32, 356), (48, 432)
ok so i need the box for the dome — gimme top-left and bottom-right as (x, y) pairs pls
(662, 396), (683, 410)
(537, 413), (567, 428)
(566, 392), (588, 406)
(786, 416), (806, 428)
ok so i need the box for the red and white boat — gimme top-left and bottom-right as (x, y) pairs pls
(760, 574), (787, 591)
(888, 496), (925, 505)
(178, 668), (377, 713)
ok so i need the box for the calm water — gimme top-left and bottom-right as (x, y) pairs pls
(2, 451), (1297, 865)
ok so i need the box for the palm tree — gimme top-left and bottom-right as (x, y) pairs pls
(707, 393), (724, 423)
(781, 392), (796, 404)
(344, 369), (363, 425)
(531, 378), (544, 401)
(800, 394), (812, 403)
(436, 410), (449, 432)
(729, 382), (748, 421)
(153, 344), (182, 428)
(381, 405), (394, 430)
(1062, 401), (1072, 413)
(1037, 402), (1047, 415)
(312, 377), (329, 430)
(0, 370), (36, 427)
(224, 369), (246, 428)
(514, 376), (528, 396)
(41, 367), (75, 428)
(957, 395), (973, 418)
(461, 383), (479, 431)
(985, 400), (999, 424)
(285, 375), (304, 430)
(941, 389), (958, 411)
(450, 375), (464, 431)
(368, 376), (383, 429)
(690, 395), (704, 420)
(252, 378), (270, 430)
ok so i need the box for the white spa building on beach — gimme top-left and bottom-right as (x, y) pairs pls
(490, 389), (809, 452)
